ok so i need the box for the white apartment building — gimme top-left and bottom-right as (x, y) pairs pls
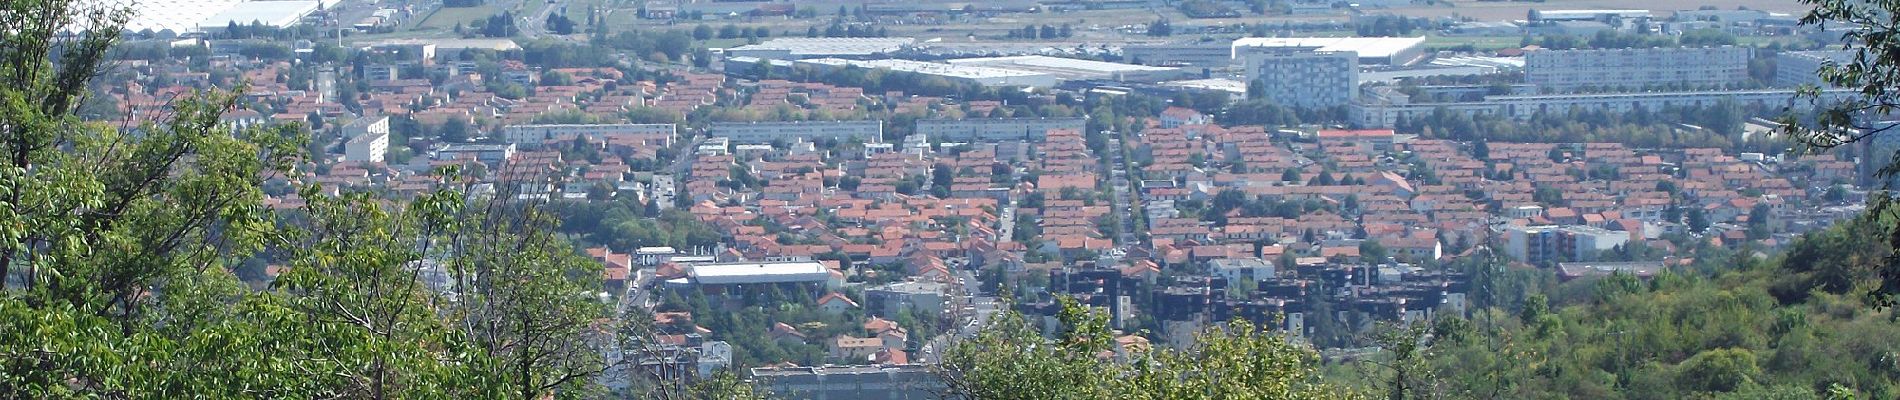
(1351, 88), (1860, 128)
(342, 116), (391, 163)
(1241, 47), (1358, 109)
(502, 123), (678, 148)
(1525, 46), (1752, 91)
(913, 117), (1086, 143)
(1775, 50), (1856, 88)
(707, 120), (883, 144)
(345, 129), (389, 163)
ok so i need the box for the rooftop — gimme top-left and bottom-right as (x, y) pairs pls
(944, 55), (1178, 80)
(726, 38), (916, 57)
(1231, 37), (1426, 59)
(799, 58), (1049, 80)
(689, 261), (831, 285)
(1557, 261), (1664, 278)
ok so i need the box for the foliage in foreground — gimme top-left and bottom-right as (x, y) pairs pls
(1345, 213), (1900, 400)
(0, 1), (621, 398)
(940, 296), (1365, 400)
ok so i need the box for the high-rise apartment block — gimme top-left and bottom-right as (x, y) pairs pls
(1240, 47), (1358, 109)
(1525, 46), (1751, 92)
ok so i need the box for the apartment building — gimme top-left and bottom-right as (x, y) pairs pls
(1240, 47), (1358, 109)
(708, 120), (883, 144)
(1525, 46), (1751, 91)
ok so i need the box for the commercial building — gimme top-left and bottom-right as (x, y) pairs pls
(1527, 9), (1651, 23)
(1122, 43), (1235, 69)
(865, 281), (949, 317)
(1524, 47), (1752, 92)
(115, 0), (322, 34)
(944, 55), (1186, 83)
(1241, 47), (1358, 109)
(670, 261), (842, 293)
(724, 38), (916, 60)
(750, 365), (947, 400)
(913, 117), (1086, 143)
(708, 120), (883, 144)
(502, 123), (677, 148)
(342, 116), (390, 163)
(1231, 37), (1427, 65)
(795, 58), (1059, 88)
(1776, 50), (1856, 88)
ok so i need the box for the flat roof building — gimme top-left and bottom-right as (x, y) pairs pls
(796, 58), (1059, 88)
(1557, 261), (1664, 280)
(724, 38), (916, 60)
(434, 143), (516, 163)
(708, 120), (883, 144)
(914, 117), (1086, 143)
(110, 0), (321, 34)
(1776, 50), (1856, 88)
(1232, 37), (1427, 65)
(687, 261), (832, 285)
(502, 123), (677, 148)
(342, 116), (391, 163)
(1528, 9), (1652, 23)
(1525, 46), (1752, 92)
(1241, 47), (1358, 109)
(944, 55), (1186, 83)
(1352, 88), (1860, 128)
(1123, 43), (1236, 69)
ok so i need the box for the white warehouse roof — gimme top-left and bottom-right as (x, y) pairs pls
(1231, 37), (1426, 60)
(944, 55), (1181, 81)
(689, 261), (832, 285)
(800, 58), (1049, 80)
(94, 0), (319, 33)
(202, 1), (321, 29)
(726, 38), (916, 57)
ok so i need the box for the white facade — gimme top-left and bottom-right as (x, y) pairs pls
(1352, 88), (1860, 128)
(688, 261), (832, 285)
(1776, 50), (1856, 88)
(502, 123), (677, 148)
(708, 120), (882, 144)
(1208, 258), (1276, 283)
(913, 117), (1085, 143)
(1232, 37), (1426, 65)
(1525, 47), (1752, 92)
(795, 58), (1060, 88)
(109, 0), (321, 34)
(345, 130), (389, 163)
(724, 37), (915, 60)
(944, 55), (1186, 82)
(343, 116), (391, 163)
(1123, 44), (1235, 68)
(1242, 48), (1358, 109)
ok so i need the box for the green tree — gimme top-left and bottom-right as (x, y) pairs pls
(941, 296), (1364, 399)
(0, 2), (625, 397)
(1676, 348), (1762, 393)
(1782, 0), (1900, 306)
